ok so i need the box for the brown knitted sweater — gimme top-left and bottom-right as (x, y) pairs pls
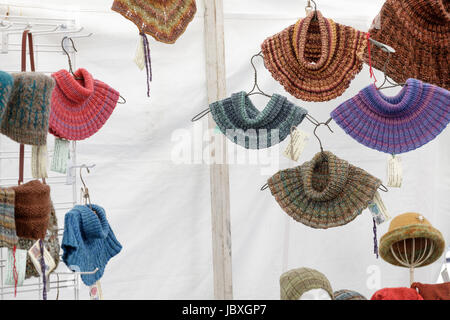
(12, 180), (51, 240)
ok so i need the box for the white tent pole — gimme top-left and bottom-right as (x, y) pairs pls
(203, 0), (233, 299)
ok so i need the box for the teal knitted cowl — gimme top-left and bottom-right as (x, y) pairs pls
(210, 92), (308, 149)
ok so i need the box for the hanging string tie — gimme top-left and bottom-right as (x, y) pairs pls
(39, 239), (47, 300)
(140, 32), (152, 97)
(373, 218), (379, 258)
(13, 245), (18, 297)
(366, 33), (377, 85)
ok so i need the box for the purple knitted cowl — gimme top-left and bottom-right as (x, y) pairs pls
(330, 78), (450, 154)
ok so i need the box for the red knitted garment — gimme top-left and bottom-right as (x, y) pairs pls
(371, 287), (424, 300)
(411, 282), (450, 300)
(49, 68), (119, 141)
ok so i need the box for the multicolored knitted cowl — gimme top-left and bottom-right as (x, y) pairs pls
(261, 10), (367, 102)
(331, 78), (450, 154)
(267, 151), (382, 229)
(111, 0), (197, 44)
(0, 188), (18, 249)
(210, 92), (308, 149)
(367, 0), (450, 89)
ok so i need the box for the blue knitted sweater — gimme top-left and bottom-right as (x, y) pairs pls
(62, 204), (122, 286)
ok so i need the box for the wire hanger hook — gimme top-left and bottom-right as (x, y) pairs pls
(246, 51), (272, 98)
(80, 166), (93, 209)
(313, 118), (333, 153)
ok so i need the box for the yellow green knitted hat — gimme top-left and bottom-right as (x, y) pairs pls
(280, 267), (334, 300)
(379, 212), (445, 267)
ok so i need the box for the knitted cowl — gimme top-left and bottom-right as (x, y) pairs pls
(11, 180), (51, 240)
(49, 68), (120, 141)
(261, 10), (367, 102)
(367, 0), (450, 89)
(210, 92), (308, 149)
(62, 204), (122, 286)
(331, 78), (450, 154)
(111, 0), (197, 44)
(0, 72), (55, 146)
(334, 289), (367, 300)
(280, 267), (334, 300)
(0, 71), (14, 122)
(371, 287), (424, 300)
(0, 188), (18, 248)
(411, 282), (450, 300)
(17, 201), (60, 279)
(267, 151), (382, 229)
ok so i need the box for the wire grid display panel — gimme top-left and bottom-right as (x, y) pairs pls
(0, 136), (80, 300)
(0, 27), (81, 299)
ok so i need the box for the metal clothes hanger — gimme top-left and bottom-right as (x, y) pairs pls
(192, 51), (271, 122)
(79, 165), (93, 209)
(61, 36), (80, 79)
(246, 51), (272, 98)
(61, 36), (126, 104)
(376, 49), (407, 90)
(313, 117), (333, 157)
(307, 0), (319, 20)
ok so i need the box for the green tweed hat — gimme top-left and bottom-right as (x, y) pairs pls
(0, 72), (55, 146)
(268, 151), (382, 229)
(280, 267), (334, 300)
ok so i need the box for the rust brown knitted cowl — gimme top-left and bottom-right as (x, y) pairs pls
(367, 0), (450, 89)
(261, 10), (367, 102)
(12, 180), (51, 240)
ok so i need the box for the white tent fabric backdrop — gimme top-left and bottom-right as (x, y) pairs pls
(0, 0), (449, 299)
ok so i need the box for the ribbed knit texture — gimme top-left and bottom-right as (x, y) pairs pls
(0, 71), (14, 122)
(334, 289), (367, 300)
(11, 180), (51, 240)
(411, 282), (450, 300)
(331, 78), (450, 154)
(62, 204), (122, 286)
(17, 202), (60, 279)
(268, 151), (382, 229)
(111, 0), (197, 44)
(210, 92), (308, 149)
(367, 0), (450, 89)
(0, 72), (55, 146)
(261, 10), (367, 102)
(49, 68), (120, 141)
(280, 267), (334, 300)
(379, 212), (445, 268)
(371, 287), (424, 300)
(0, 188), (18, 248)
